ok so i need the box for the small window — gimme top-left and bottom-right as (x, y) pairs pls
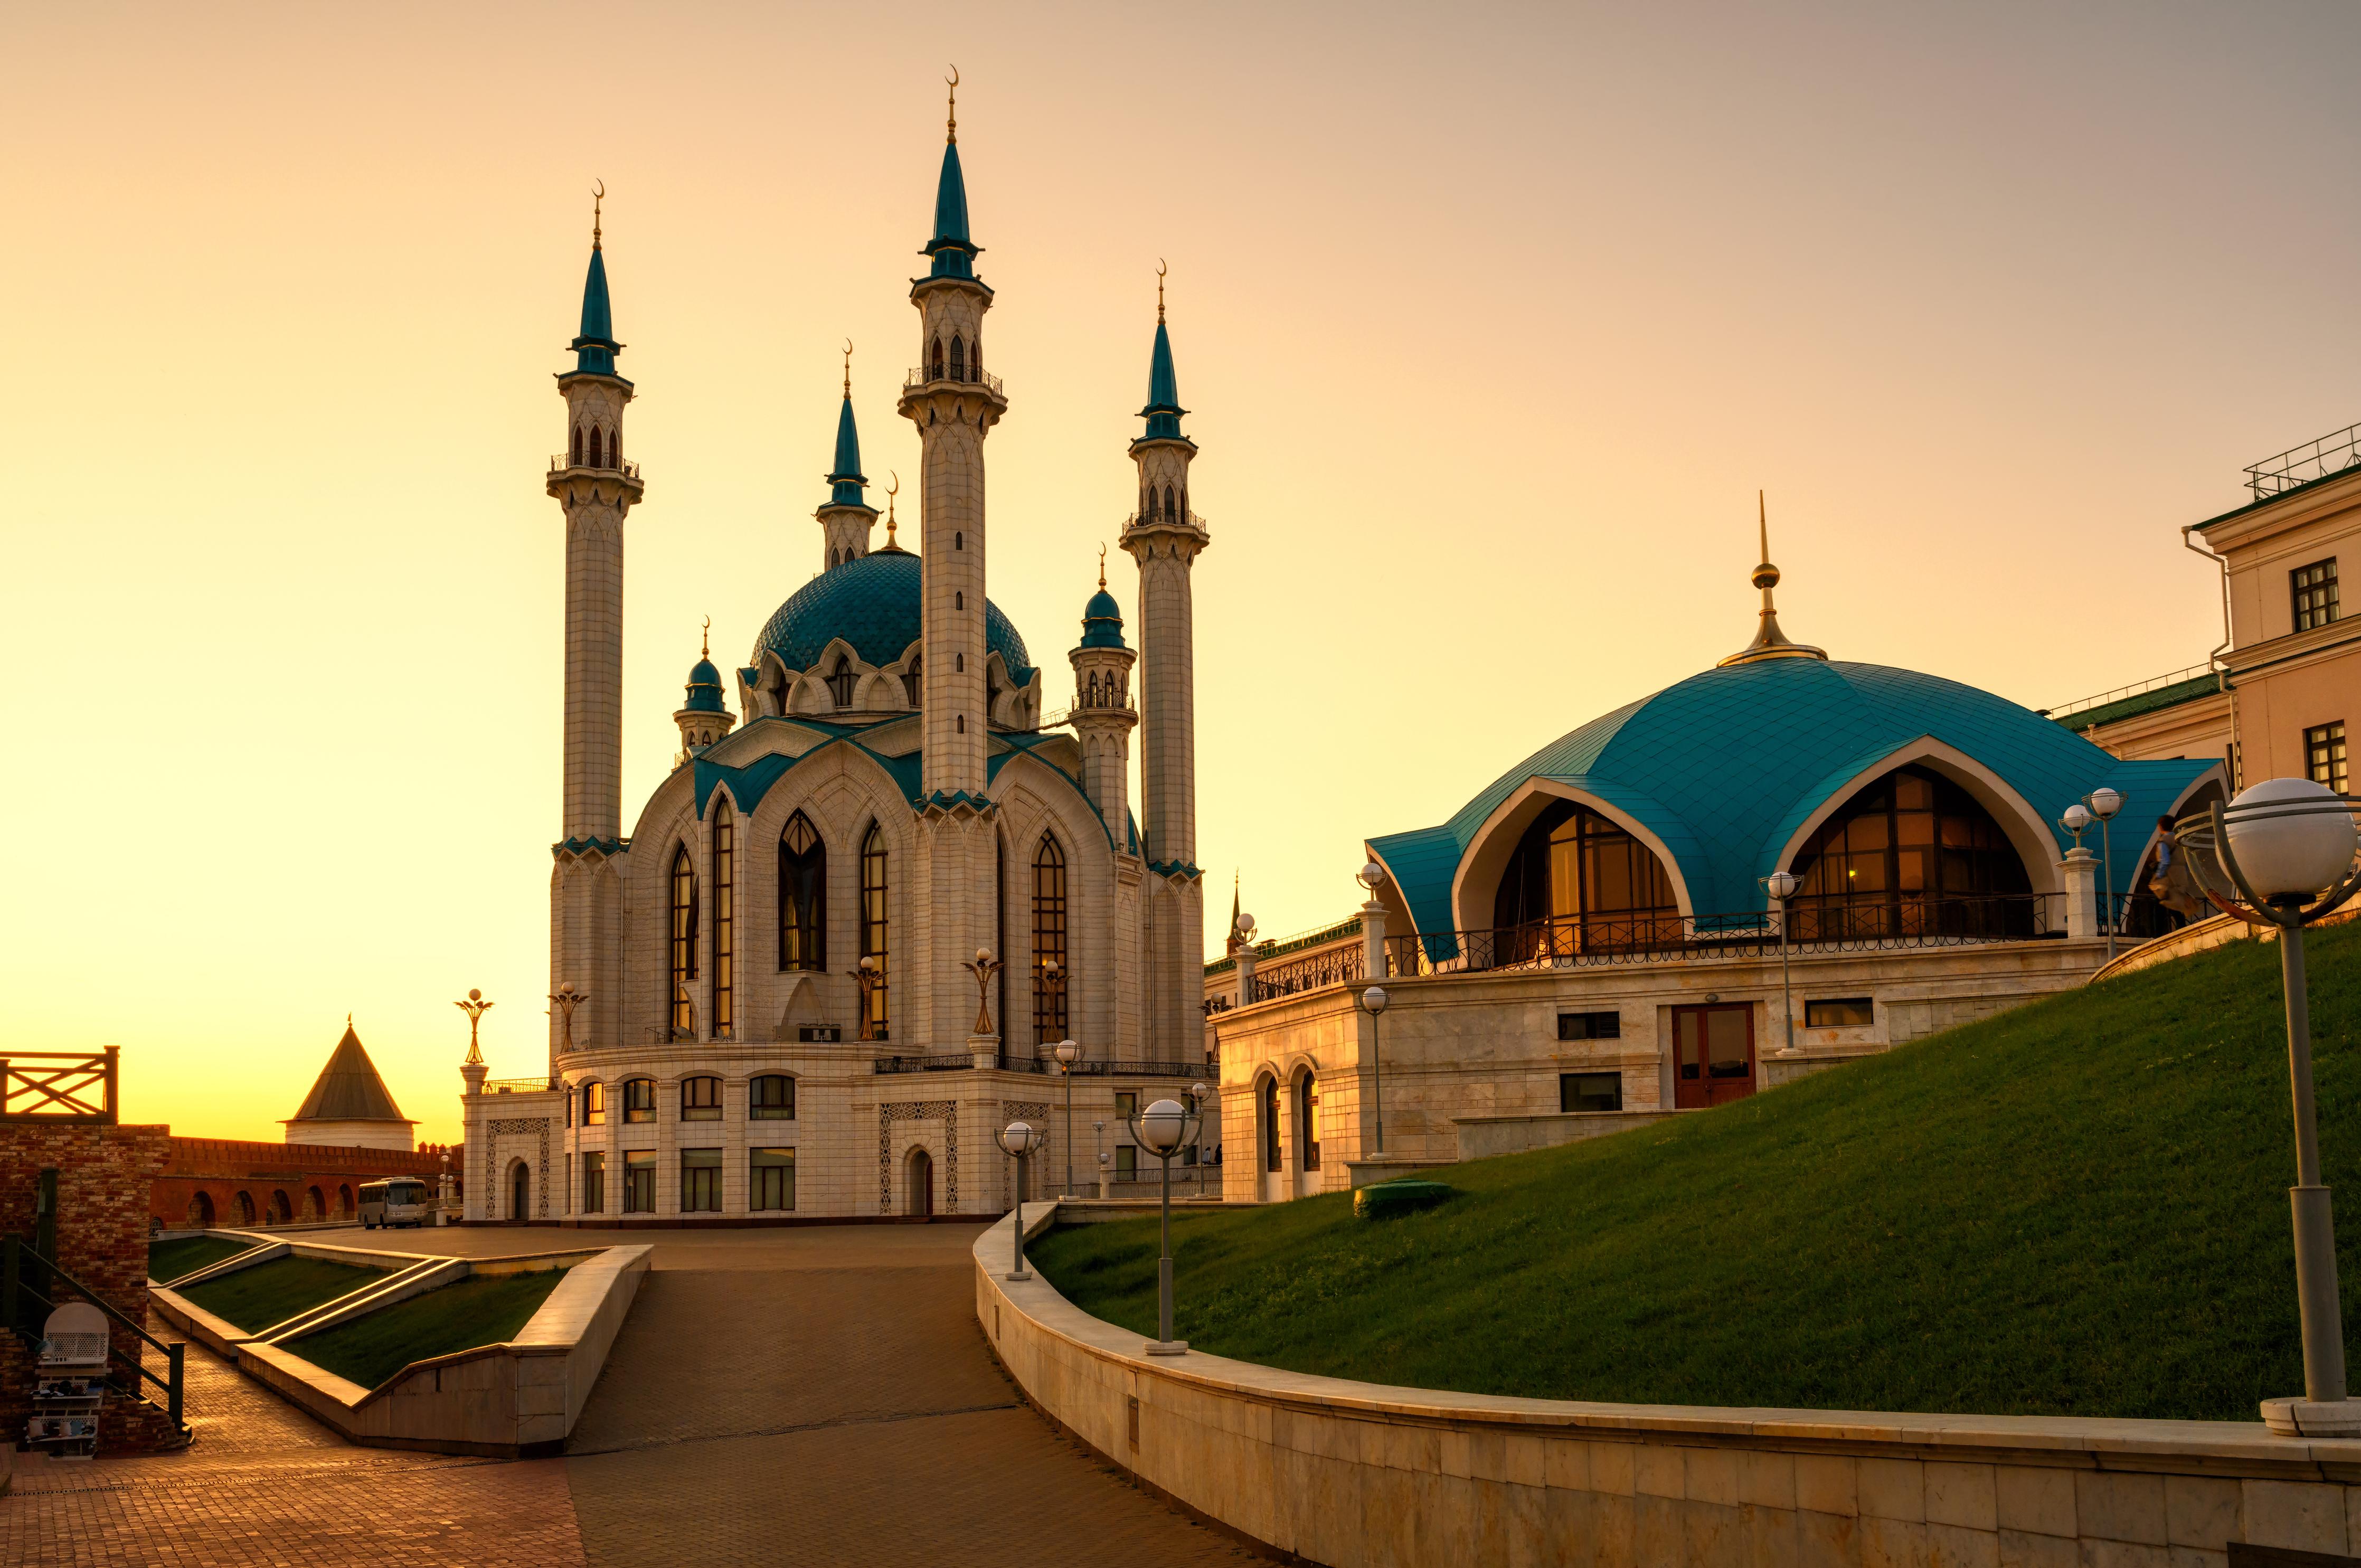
(956, 714), (965, 734)
(902, 655), (922, 707)
(750, 1074), (796, 1120)
(622, 1078), (656, 1123)
(1560, 1072), (1622, 1113)
(680, 1148), (722, 1213)
(955, 532), (963, 550)
(2307, 722), (2348, 793)
(1114, 1145), (1137, 1179)
(827, 656), (856, 708)
(582, 1081), (605, 1125)
(623, 1151), (656, 1213)
(2293, 559), (2340, 632)
(955, 591), (964, 610)
(1115, 1090), (1139, 1120)
(581, 1151), (606, 1214)
(955, 653), (964, 673)
(1806, 997), (1875, 1028)
(681, 1076), (722, 1121)
(1557, 1010), (1621, 1041)
(751, 1147), (796, 1211)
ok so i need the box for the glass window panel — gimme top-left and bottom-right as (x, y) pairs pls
(1897, 813), (1934, 846)
(1894, 774), (1932, 809)
(1805, 997), (1875, 1027)
(1896, 849), (1928, 893)
(1847, 816), (1888, 852)
(1704, 1010), (1750, 1078)
(1675, 1012), (1703, 1079)
(750, 1148), (795, 1212)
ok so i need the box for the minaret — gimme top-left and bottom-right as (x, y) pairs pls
(546, 187), (642, 1057)
(674, 622), (737, 763)
(1120, 266), (1210, 1061)
(817, 343), (877, 570)
(1068, 549), (1138, 852)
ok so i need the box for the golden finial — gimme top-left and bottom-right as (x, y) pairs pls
(946, 65), (959, 144)
(842, 338), (853, 398)
(591, 179), (604, 252)
(884, 470), (900, 546)
(1156, 259), (1167, 324)
(1098, 542), (1107, 589)
(1718, 489), (1826, 667)
(701, 615), (711, 658)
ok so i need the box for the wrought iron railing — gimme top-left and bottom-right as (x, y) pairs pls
(547, 456), (644, 481)
(903, 365), (1005, 398)
(1122, 508), (1210, 532)
(4, 1234), (185, 1434)
(872, 1052), (1212, 1079)
(2246, 421), (2361, 499)
(485, 1076), (561, 1093)
(1380, 894), (2066, 977)
(2044, 663), (2224, 724)
(2, 1049), (118, 1123)
(1202, 995), (1234, 1016)
(1248, 941), (1367, 1003)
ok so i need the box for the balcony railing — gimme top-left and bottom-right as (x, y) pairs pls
(873, 1052), (1212, 1079)
(485, 1075), (561, 1094)
(2, 1049), (117, 1123)
(1248, 941), (1367, 1004)
(1382, 894), (2066, 978)
(548, 456), (644, 481)
(2246, 421), (2361, 499)
(902, 366), (1005, 398)
(1122, 509), (1210, 533)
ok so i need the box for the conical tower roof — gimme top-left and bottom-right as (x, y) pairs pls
(286, 1022), (412, 1125)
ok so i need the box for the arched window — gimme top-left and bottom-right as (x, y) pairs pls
(582, 1080), (606, 1125)
(750, 1074), (796, 1120)
(1491, 800), (1682, 959)
(1147, 485), (1160, 520)
(570, 425), (583, 466)
(1260, 1077), (1281, 1172)
(1033, 835), (1068, 1043)
(860, 824), (890, 1037)
(829, 547), (838, 567)
(970, 335), (981, 376)
(669, 845), (699, 1037)
(589, 426), (605, 468)
(930, 336), (944, 380)
(779, 811), (826, 971)
(609, 426), (619, 463)
(955, 591), (964, 611)
(1164, 485), (1176, 522)
(712, 800), (734, 1039)
(1297, 1075), (1320, 1170)
(956, 714), (965, 734)
(902, 655), (922, 707)
(955, 532), (962, 550)
(681, 1075), (722, 1121)
(955, 653), (964, 673)
(949, 334), (966, 381)
(1789, 766), (2034, 940)
(827, 654), (856, 707)
(621, 1077), (656, 1123)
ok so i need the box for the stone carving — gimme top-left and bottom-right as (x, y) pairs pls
(878, 1100), (958, 1213)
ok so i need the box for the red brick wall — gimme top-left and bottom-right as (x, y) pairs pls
(0, 1121), (181, 1453)
(154, 1137), (463, 1229)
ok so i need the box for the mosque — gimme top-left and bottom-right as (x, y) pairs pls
(459, 88), (1213, 1223)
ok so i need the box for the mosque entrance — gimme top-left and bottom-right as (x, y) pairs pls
(906, 1148), (934, 1217)
(509, 1161), (530, 1222)
(1671, 1005), (1755, 1108)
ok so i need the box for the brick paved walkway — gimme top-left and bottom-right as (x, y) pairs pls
(1, 1224), (1259, 1567)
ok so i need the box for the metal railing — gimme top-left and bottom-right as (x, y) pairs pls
(2246, 421), (2361, 499)
(1122, 508), (1210, 533)
(873, 1052), (1212, 1079)
(4, 1234), (185, 1433)
(1202, 995), (1234, 1017)
(1381, 894), (2066, 977)
(547, 456), (644, 481)
(2044, 663), (2223, 724)
(903, 365), (1005, 398)
(485, 1076), (561, 1093)
(2, 1048), (117, 1123)
(1248, 940), (1367, 1003)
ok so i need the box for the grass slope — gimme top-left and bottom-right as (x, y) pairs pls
(178, 1257), (386, 1334)
(1032, 921), (2361, 1421)
(288, 1269), (569, 1391)
(148, 1236), (253, 1283)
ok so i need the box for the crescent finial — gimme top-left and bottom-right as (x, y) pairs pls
(946, 65), (959, 143)
(701, 615), (711, 658)
(591, 180), (605, 250)
(842, 338), (853, 396)
(1156, 259), (1167, 323)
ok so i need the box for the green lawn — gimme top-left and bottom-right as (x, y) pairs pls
(177, 1256), (386, 1334)
(1031, 919), (2361, 1422)
(287, 1269), (570, 1392)
(148, 1236), (255, 1284)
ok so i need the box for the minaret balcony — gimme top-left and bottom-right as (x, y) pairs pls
(1121, 508), (1211, 543)
(902, 365), (1004, 400)
(550, 455), (643, 483)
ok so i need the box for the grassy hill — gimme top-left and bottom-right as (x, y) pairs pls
(1030, 920), (2361, 1421)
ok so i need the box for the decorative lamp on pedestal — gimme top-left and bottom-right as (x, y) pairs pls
(2085, 785), (2124, 963)
(1763, 872), (1800, 1054)
(1361, 985), (1390, 1156)
(994, 1119), (1042, 1281)
(2176, 777), (2361, 1435)
(1053, 1037), (1081, 1197)
(1126, 1092), (1207, 1355)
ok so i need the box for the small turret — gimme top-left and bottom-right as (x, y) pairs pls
(1068, 548), (1138, 852)
(674, 621), (737, 763)
(818, 343), (879, 570)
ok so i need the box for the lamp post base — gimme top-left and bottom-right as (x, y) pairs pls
(1005, 1270), (1034, 1283)
(1144, 1340), (1190, 1356)
(2262, 1397), (2361, 1437)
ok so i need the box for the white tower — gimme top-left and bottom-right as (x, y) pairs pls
(547, 194), (642, 1057)
(816, 344), (879, 570)
(1068, 552), (1138, 852)
(895, 81), (1010, 1045)
(673, 623), (737, 764)
(1120, 272), (1209, 1061)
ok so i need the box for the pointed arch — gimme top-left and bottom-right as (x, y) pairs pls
(930, 336), (944, 380)
(1032, 833), (1068, 1043)
(669, 842), (698, 1037)
(570, 424), (583, 466)
(1163, 484), (1176, 522)
(827, 654), (856, 708)
(590, 426), (605, 469)
(949, 333), (966, 381)
(859, 821), (889, 1038)
(712, 798), (735, 1038)
(779, 810), (827, 972)
(902, 654), (922, 707)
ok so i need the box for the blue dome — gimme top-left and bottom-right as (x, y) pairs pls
(1369, 657), (2217, 949)
(682, 655), (726, 714)
(1079, 588), (1126, 650)
(752, 550), (1033, 684)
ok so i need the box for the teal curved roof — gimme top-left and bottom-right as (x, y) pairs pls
(1368, 658), (2217, 950)
(570, 245), (619, 376)
(752, 549), (1033, 682)
(682, 655), (726, 714)
(1079, 587), (1125, 649)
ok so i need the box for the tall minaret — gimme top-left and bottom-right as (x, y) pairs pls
(1068, 550), (1138, 852)
(816, 343), (877, 571)
(1120, 268), (1209, 1060)
(546, 188), (643, 1056)
(895, 75), (1010, 1049)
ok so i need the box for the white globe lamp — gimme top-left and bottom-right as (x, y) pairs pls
(2225, 778), (2360, 900)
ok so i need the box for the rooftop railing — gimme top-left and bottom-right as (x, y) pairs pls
(873, 1052), (1212, 1079)
(547, 456), (643, 481)
(484, 1075), (561, 1094)
(902, 365), (1005, 398)
(2, 1049), (117, 1123)
(2043, 663), (2223, 724)
(2246, 421), (2361, 499)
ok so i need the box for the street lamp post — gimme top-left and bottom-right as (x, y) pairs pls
(1763, 872), (1800, 1054)
(2086, 786), (2123, 964)
(2176, 778), (2361, 1434)
(1053, 1037), (1080, 1197)
(1127, 1087), (1210, 1355)
(1361, 985), (1390, 1157)
(994, 1119), (1042, 1282)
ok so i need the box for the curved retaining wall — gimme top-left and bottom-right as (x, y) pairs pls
(980, 1206), (2361, 1567)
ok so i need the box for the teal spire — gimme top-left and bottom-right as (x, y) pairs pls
(921, 73), (982, 282)
(826, 344), (867, 506)
(570, 186), (620, 377)
(1139, 270), (1186, 441)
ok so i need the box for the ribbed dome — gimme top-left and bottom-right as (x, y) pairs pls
(752, 550), (1033, 683)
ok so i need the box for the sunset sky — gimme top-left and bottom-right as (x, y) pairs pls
(7, 2), (2360, 1144)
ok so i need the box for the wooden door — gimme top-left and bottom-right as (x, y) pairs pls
(1672, 1005), (1757, 1108)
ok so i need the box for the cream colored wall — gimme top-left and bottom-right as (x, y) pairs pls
(2199, 474), (2360, 789)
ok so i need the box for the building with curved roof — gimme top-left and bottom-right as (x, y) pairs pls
(459, 89), (1216, 1225)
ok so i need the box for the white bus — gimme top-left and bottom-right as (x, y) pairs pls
(358, 1177), (430, 1230)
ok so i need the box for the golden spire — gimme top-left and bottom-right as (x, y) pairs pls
(1157, 259), (1167, 325)
(842, 338), (853, 398)
(592, 179), (604, 252)
(1098, 542), (1107, 589)
(701, 616), (711, 658)
(884, 470), (900, 547)
(1717, 490), (1827, 667)
(946, 65), (959, 144)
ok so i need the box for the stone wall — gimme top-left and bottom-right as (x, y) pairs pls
(155, 1137), (456, 1230)
(0, 1121), (181, 1453)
